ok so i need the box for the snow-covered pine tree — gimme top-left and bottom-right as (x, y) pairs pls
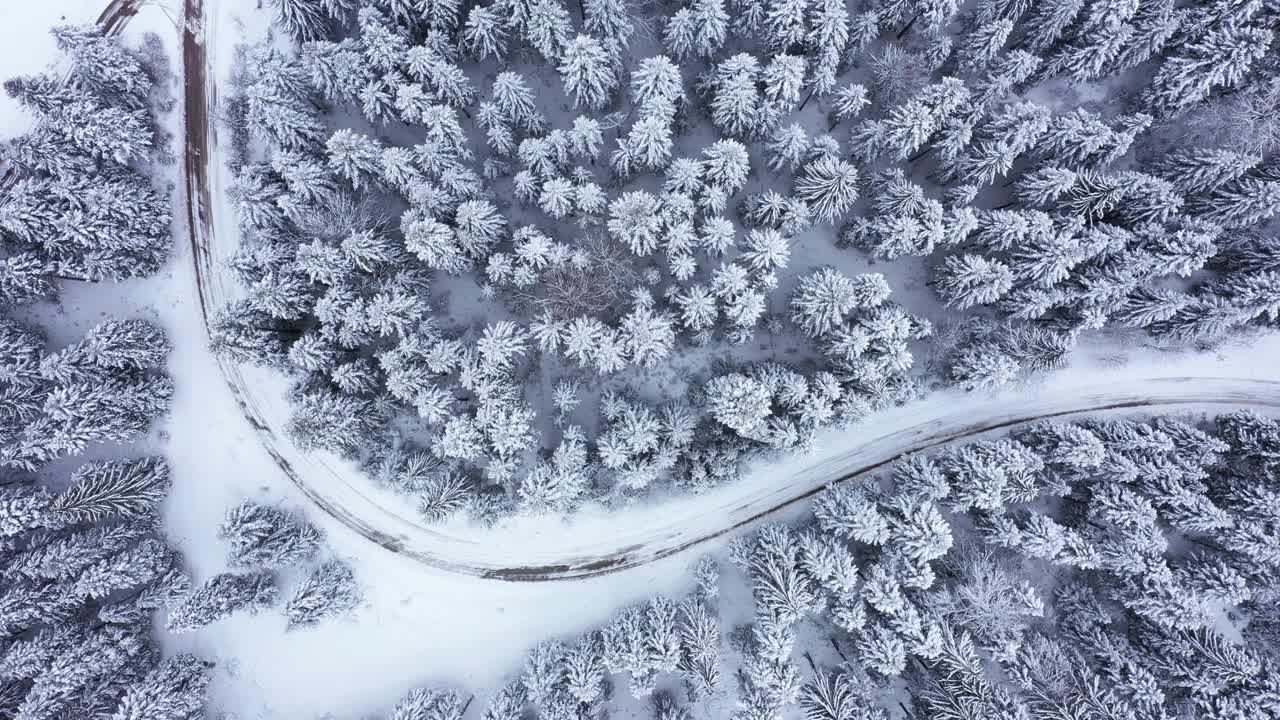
(388, 687), (466, 720)
(49, 457), (170, 524)
(285, 560), (362, 629)
(559, 35), (618, 110)
(109, 655), (212, 720)
(935, 254), (1014, 309)
(269, 0), (332, 41)
(1, 319), (173, 472)
(790, 268), (890, 337)
(463, 4), (510, 59)
(167, 571), (279, 633)
(793, 156), (859, 223)
(1144, 24), (1272, 115)
(218, 501), (324, 570)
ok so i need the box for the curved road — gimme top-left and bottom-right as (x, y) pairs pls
(176, 2), (1280, 581)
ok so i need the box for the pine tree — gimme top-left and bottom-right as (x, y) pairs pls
(1158, 148), (1261, 195)
(463, 5), (510, 59)
(957, 18), (1013, 75)
(1192, 179), (1280, 228)
(110, 655), (211, 720)
(708, 55), (763, 137)
(585, 0), (635, 44)
(972, 50), (1040, 107)
(1020, 0), (1084, 51)
(390, 687), (465, 720)
(950, 345), (1019, 391)
(800, 669), (883, 720)
(609, 192), (664, 255)
(704, 373), (773, 435)
(1145, 25), (1272, 114)
(880, 78), (970, 160)
(286, 560), (361, 629)
(664, 9), (701, 60)
(525, 0), (575, 61)
(790, 268), (889, 337)
(935, 254), (1014, 309)
(49, 457), (169, 524)
(762, 55), (807, 109)
(40, 319), (169, 383)
(559, 35), (618, 110)
(218, 502), (323, 570)
(167, 571), (278, 632)
(805, 0), (849, 96)
(269, 0), (331, 41)
(794, 156), (859, 222)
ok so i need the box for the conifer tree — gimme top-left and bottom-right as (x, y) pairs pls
(218, 502), (324, 570)
(269, 0), (332, 41)
(109, 655), (212, 720)
(794, 156), (859, 222)
(463, 5), (510, 59)
(790, 268), (889, 337)
(50, 457), (170, 524)
(286, 560), (362, 629)
(559, 35), (618, 110)
(167, 571), (278, 633)
(1144, 25), (1272, 114)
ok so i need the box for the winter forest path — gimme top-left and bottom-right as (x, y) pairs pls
(175, 2), (1280, 582)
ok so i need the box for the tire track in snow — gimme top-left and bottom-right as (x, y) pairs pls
(178, 2), (1280, 582)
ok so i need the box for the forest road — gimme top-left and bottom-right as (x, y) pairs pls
(174, 2), (1280, 582)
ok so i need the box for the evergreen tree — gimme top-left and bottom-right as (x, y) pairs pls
(110, 655), (212, 720)
(790, 268), (890, 337)
(218, 502), (323, 570)
(463, 5), (510, 59)
(1158, 148), (1261, 195)
(704, 373), (773, 435)
(559, 35), (618, 110)
(1145, 25), (1272, 114)
(269, 0), (332, 41)
(935, 254), (1014, 309)
(390, 687), (465, 720)
(167, 571), (278, 633)
(794, 156), (859, 223)
(286, 560), (362, 629)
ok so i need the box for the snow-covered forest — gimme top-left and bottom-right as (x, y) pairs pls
(2, 0), (1280, 717)
(209, 0), (1280, 526)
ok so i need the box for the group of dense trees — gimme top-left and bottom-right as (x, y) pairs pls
(0, 27), (221, 720)
(168, 501), (361, 633)
(712, 409), (1280, 720)
(446, 409), (1280, 720)
(0, 448), (210, 718)
(0, 26), (172, 303)
(217, 0), (959, 523)
(224, 0), (1280, 524)
(0, 314), (205, 716)
(360, 408), (1280, 720)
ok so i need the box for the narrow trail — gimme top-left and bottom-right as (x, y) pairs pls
(177, 3), (1280, 582)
